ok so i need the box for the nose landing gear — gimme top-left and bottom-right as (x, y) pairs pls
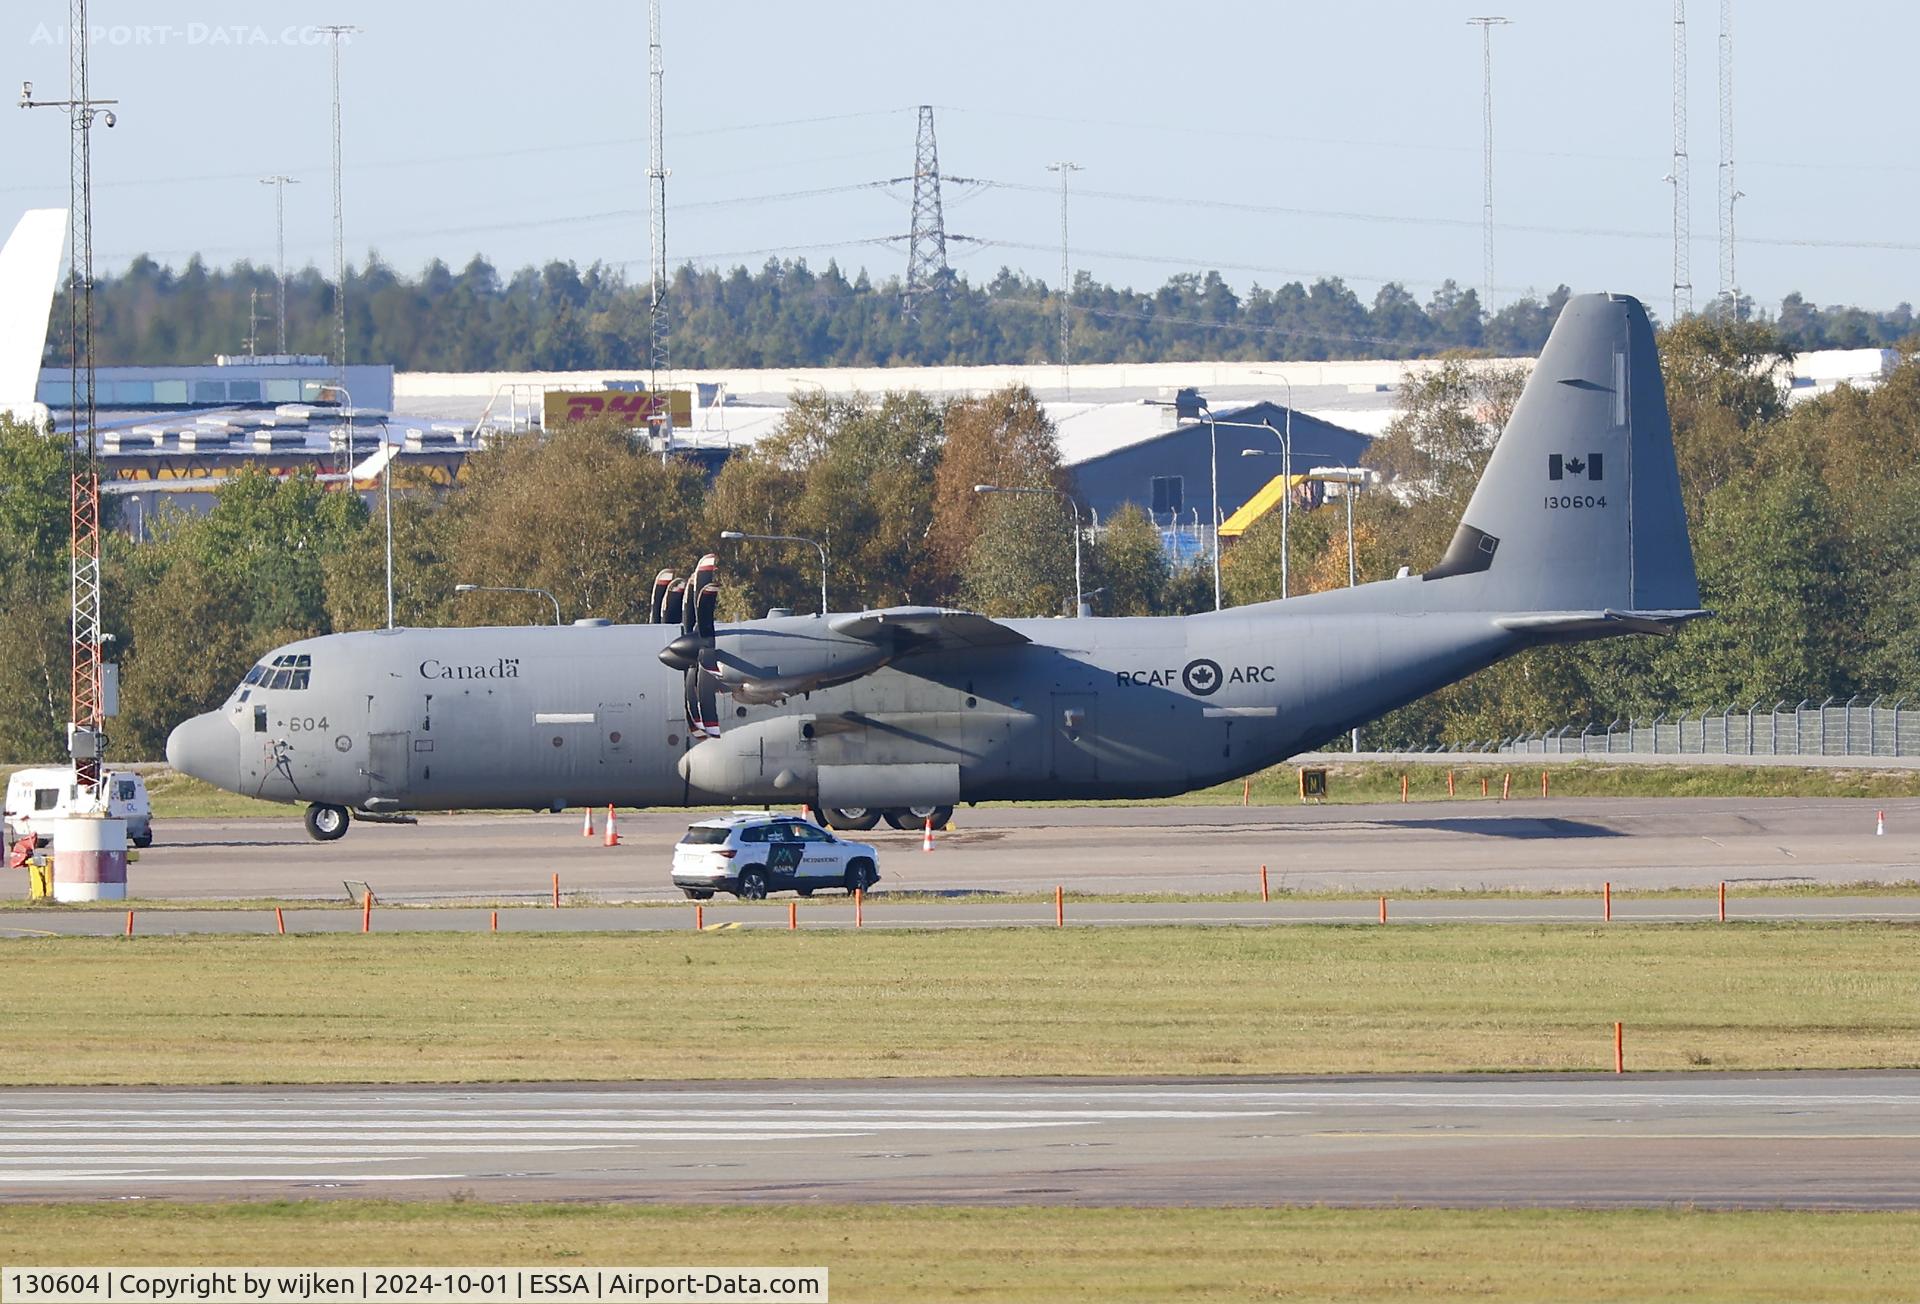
(304, 803), (352, 841)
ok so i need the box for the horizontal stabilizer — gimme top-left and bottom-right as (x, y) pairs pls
(1495, 608), (1712, 641)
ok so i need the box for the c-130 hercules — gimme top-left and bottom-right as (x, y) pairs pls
(168, 293), (1706, 840)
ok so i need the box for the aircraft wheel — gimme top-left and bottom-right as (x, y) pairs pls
(796, 886), (815, 898)
(304, 803), (351, 842)
(886, 806), (953, 831)
(844, 858), (877, 894)
(824, 806), (881, 832)
(736, 866), (769, 900)
(131, 832), (154, 849)
(882, 810), (915, 830)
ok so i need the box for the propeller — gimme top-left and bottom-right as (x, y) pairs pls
(661, 578), (687, 628)
(647, 569), (675, 624)
(658, 553), (722, 738)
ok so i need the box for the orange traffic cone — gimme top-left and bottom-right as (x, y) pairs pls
(922, 817), (935, 852)
(581, 807), (595, 838)
(604, 804), (620, 847)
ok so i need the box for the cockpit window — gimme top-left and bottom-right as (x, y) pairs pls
(247, 653), (314, 691)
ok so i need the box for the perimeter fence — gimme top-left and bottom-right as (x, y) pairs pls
(1423, 695), (1919, 759)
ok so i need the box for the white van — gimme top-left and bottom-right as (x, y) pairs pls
(2, 767), (153, 850)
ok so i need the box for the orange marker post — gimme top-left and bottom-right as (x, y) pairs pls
(1501, 772), (1512, 801)
(1260, 863), (1270, 903)
(1480, 776), (1489, 798)
(855, 887), (864, 929)
(788, 901), (798, 931)
(490, 909), (499, 932)
(552, 872), (560, 908)
(1447, 769), (1456, 797)
(362, 890), (372, 933)
(1614, 1021), (1625, 1074)
(695, 903), (704, 931)
(1541, 770), (1550, 798)
(1242, 777), (1251, 807)
(274, 906), (286, 936)
(1604, 881), (1612, 922)
(1718, 881), (1726, 923)
(1400, 773), (1409, 803)
(1378, 895), (1387, 924)
(124, 910), (134, 938)
(1055, 885), (1064, 928)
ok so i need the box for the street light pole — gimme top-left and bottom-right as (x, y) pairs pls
(720, 530), (829, 615)
(973, 484), (1084, 616)
(1197, 410), (1222, 611)
(454, 583), (562, 625)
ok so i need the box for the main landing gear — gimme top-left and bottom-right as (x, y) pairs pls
(822, 806), (953, 832)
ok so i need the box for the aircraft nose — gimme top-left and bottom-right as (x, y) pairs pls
(165, 711), (240, 792)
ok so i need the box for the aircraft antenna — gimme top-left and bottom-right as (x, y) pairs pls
(1716, 0), (1741, 315)
(260, 175), (299, 355)
(20, 0), (117, 796)
(1046, 160), (1082, 395)
(1668, 0), (1691, 320)
(903, 105), (950, 319)
(647, 0), (670, 390)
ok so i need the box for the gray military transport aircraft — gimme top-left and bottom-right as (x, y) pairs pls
(167, 292), (1705, 842)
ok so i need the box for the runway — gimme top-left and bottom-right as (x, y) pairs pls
(3, 1074), (1916, 1208)
(18, 797), (1916, 905)
(5, 894), (1920, 938)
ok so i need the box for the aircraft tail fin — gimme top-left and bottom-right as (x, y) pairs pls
(0, 209), (68, 426)
(1421, 292), (1701, 615)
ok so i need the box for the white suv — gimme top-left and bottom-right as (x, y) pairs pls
(671, 813), (879, 901)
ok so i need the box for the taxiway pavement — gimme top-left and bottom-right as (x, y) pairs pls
(3, 1074), (1915, 1208)
(10, 798), (1913, 905)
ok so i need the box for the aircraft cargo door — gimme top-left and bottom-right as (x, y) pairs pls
(366, 731), (410, 801)
(1049, 693), (1098, 784)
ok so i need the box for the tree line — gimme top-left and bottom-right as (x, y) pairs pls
(2, 314), (1915, 763)
(56, 254), (1918, 374)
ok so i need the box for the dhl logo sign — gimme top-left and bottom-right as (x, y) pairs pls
(544, 389), (692, 429)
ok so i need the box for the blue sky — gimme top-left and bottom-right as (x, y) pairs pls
(1, 0), (1911, 316)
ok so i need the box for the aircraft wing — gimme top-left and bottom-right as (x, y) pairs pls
(828, 607), (1030, 652)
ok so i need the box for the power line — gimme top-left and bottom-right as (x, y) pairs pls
(903, 106), (950, 318)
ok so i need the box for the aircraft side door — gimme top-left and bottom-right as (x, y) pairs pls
(366, 731), (410, 800)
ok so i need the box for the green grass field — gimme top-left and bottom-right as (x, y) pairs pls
(3, 1203), (1916, 1303)
(6, 924), (1917, 1085)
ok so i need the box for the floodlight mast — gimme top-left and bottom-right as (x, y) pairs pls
(20, 5), (118, 797)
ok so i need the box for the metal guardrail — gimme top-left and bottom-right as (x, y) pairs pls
(1432, 695), (1917, 759)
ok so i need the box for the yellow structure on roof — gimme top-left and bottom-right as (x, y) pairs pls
(1218, 472), (1308, 539)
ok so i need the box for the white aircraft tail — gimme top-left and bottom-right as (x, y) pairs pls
(0, 209), (68, 427)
